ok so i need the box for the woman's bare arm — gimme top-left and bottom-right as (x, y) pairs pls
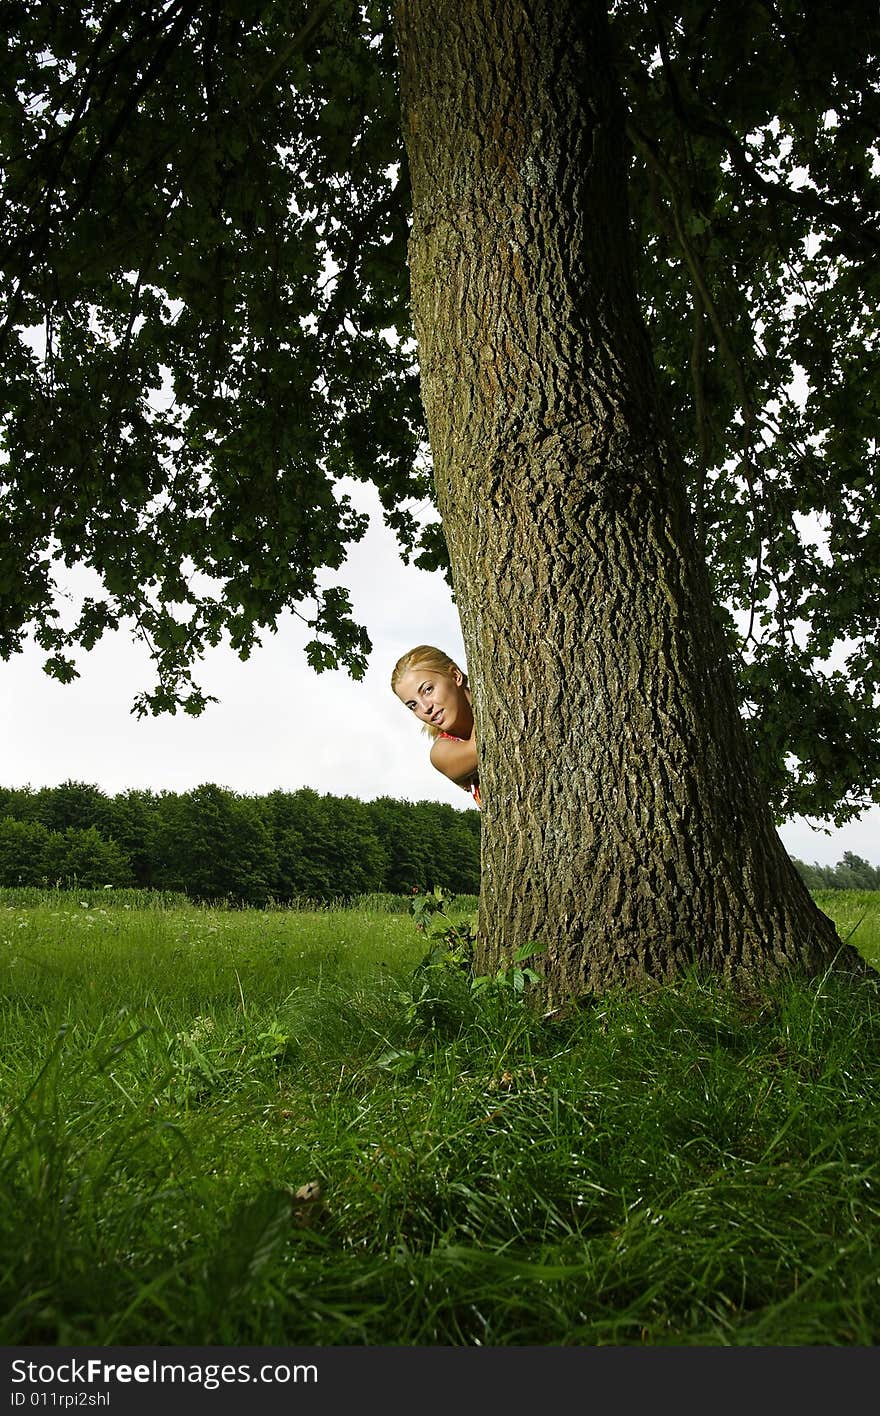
(429, 728), (478, 792)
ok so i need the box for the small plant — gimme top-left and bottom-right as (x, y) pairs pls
(471, 940), (545, 997)
(410, 885), (476, 973)
(406, 888), (545, 1017)
(396, 887), (478, 1029)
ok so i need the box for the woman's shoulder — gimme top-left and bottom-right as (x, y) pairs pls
(429, 732), (464, 769)
(430, 733), (454, 760)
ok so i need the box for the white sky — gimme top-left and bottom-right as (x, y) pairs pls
(0, 482), (876, 868)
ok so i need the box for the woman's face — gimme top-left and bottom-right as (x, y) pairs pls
(394, 665), (469, 735)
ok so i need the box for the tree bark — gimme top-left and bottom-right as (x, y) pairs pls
(393, 0), (850, 1001)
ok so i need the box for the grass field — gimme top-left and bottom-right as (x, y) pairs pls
(1, 889), (878, 1345)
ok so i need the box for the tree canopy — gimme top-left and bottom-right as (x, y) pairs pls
(1, 0), (877, 824)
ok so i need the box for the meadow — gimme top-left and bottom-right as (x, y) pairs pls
(1, 887), (878, 1346)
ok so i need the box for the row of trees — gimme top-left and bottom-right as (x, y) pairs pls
(0, 782), (480, 903)
(0, 779), (874, 903)
(790, 853), (880, 893)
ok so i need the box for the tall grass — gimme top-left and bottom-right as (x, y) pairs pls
(0, 886), (480, 913)
(0, 890), (877, 1345)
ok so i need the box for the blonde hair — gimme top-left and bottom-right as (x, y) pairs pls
(391, 645), (468, 739)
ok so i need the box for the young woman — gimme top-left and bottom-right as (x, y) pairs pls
(391, 645), (481, 807)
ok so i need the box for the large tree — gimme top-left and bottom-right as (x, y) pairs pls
(1, 0), (877, 992)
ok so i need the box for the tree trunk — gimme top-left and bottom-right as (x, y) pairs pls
(393, 0), (849, 1002)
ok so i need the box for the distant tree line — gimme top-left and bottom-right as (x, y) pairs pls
(0, 781), (480, 903)
(0, 780), (874, 904)
(789, 852), (880, 892)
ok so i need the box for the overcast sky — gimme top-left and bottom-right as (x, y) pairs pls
(1, 482), (876, 867)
